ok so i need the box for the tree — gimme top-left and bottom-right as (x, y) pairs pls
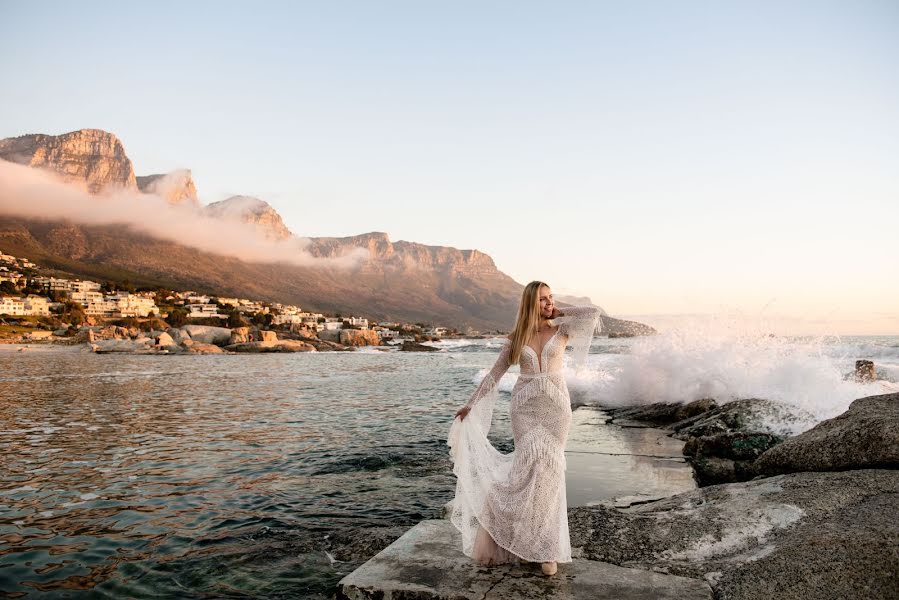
(227, 310), (247, 328)
(61, 300), (87, 327)
(166, 307), (189, 328)
(0, 281), (17, 296)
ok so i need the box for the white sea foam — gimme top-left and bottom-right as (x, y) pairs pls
(583, 325), (895, 432)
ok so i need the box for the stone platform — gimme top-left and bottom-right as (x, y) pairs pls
(336, 520), (712, 599)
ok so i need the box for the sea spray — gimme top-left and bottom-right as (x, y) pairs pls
(564, 316), (898, 434)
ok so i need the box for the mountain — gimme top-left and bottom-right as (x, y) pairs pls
(137, 169), (199, 208)
(0, 128), (653, 334)
(0, 129), (136, 193)
(204, 196), (293, 240)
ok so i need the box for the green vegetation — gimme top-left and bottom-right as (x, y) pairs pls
(166, 307), (189, 328)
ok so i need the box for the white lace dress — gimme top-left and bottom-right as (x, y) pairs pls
(447, 306), (601, 564)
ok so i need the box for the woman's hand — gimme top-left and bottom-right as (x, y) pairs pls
(549, 307), (563, 319)
(455, 405), (471, 421)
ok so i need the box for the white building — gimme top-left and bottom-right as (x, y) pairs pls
(23, 295), (51, 316)
(32, 277), (101, 294)
(187, 303), (227, 320)
(0, 297), (26, 316)
(109, 293), (159, 318)
(70, 280), (101, 293)
(321, 317), (344, 331)
(70, 291), (109, 316)
(347, 316), (369, 329)
(237, 302), (267, 315)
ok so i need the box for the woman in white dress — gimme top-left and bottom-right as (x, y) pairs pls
(447, 280), (601, 576)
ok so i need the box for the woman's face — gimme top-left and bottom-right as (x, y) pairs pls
(538, 286), (554, 319)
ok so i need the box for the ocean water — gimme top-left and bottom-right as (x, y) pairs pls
(0, 332), (896, 598)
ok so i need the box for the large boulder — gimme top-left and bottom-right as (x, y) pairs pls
(399, 340), (440, 352)
(569, 469), (899, 600)
(607, 398), (718, 427)
(154, 332), (177, 348)
(185, 342), (224, 354)
(755, 393), (899, 476)
(91, 339), (154, 353)
(229, 326), (251, 344)
(259, 330), (278, 342)
(166, 327), (190, 345)
(338, 329), (380, 347)
(683, 432), (784, 487)
(180, 324), (232, 345)
(670, 399), (815, 439)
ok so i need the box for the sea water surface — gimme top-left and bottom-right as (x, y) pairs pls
(1, 333), (897, 598)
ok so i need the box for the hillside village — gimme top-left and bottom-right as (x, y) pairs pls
(0, 249), (459, 349)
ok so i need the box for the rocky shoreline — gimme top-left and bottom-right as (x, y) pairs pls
(329, 393), (897, 599)
(2, 324), (495, 354)
(574, 392), (899, 599)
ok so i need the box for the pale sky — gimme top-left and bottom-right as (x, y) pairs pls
(1, 1), (897, 334)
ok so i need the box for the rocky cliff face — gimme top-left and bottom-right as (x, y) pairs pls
(137, 170), (199, 207)
(203, 196), (293, 240)
(0, 127), (652, 333)
(304, 232), (502, 275)
(0, 129), (137, 193)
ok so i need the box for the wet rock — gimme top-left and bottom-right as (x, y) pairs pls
(671, 399), (813, 440)
(844, 359), (877, 382)
(399, 340), (440, 352)
(607, 398), (718, 427)
(185, 342), (224, 354)
(683, 432), (784, 462)
(326, 526), (410, 563)
(224, 340), (316, 353)
(682, 432), (784, 486)
(569, 469), (899, 600)
(755, 393), (899, 476)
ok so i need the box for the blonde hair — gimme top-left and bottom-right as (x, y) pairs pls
(508, 280), (550, 364)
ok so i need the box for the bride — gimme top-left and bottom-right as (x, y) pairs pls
(447, 280), (601, 576)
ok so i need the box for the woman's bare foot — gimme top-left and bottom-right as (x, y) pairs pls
(541, 561), (557, 576)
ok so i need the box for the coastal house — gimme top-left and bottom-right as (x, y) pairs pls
(70, 280), (101, 293)
(109, 293), (159, 318)
(0, 296), (26, 316)
(23, 295), (51, 316)
(347, 316), (369, 329)
(187, 303), (226, 320)
(321, 317), (344, 331)
(70, 291), (112, 316)
(237, 302), (267, 314)
(215, 297), (241, 307)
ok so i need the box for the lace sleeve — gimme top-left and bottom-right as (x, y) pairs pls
(449, 339), (512, 439)
(464, 339), (512, 410)
(557, 306), (601, 370)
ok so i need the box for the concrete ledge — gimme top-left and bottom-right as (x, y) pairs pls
(337, 520), (712, 600)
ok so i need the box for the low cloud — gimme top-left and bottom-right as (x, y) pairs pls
(0, 160), (369, 269)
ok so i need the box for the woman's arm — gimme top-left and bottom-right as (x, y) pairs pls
(455, 339), (512, 421)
